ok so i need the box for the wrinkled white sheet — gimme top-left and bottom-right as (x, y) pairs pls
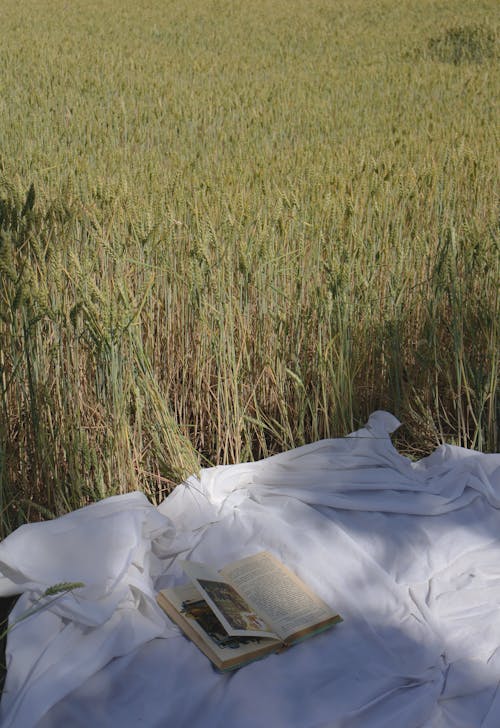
(1, 411), (500, 727)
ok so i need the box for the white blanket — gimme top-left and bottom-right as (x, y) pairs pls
(1, 411), (500, 727)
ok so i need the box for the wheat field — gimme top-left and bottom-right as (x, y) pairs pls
(0, 0), (498, 536)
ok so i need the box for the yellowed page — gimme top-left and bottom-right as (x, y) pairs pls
(179, 560), (276, 638)
(220, 551), (337, 642)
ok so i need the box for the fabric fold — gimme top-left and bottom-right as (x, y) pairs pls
(0, 412), (499, 728)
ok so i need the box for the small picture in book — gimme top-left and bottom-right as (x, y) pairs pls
(181, 598), (261, 650)
(197, 579), (269, 632)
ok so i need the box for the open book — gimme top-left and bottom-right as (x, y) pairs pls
(156, 551), (342, 671)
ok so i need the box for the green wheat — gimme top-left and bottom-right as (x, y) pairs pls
(0, 0), (498, 537)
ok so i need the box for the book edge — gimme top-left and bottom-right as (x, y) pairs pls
(156, 591), (281, 671)
(284, 614), (343, 646)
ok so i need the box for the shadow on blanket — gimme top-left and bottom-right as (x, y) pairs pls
(0, 412), (499, 727)
(35, 598), (500, 727)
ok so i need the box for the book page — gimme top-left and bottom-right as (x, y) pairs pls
(179, 559), (276, 638)
(220, 551), (337, 642)
(158, 584), (280, 669)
